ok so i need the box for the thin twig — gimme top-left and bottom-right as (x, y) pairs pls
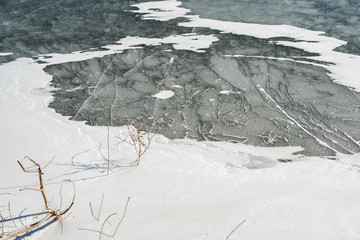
(94, 95), (110, 175)
(112, 197), (130, 237)
(3, 214), (53, 240)
(18, 156), (50, 213)
(0, 212), (5, 238)
(59, 179), (76, 216)
(96, 193), (105, 222)
(117, 118), (154, 166)
(7, 158), (76, 239)
(59, 215), (64, 234)
(226, 220), (246, 240)
(43, 156), (56, 170)
(99, 213), (117, 240)
(59, 184), (63, 213)
(8, 202), (17, 228)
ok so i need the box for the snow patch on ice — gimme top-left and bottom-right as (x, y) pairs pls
(131, 0), (190, 21)
(35, 34), (217, 66)
(114, 35), (218, 53)
(0, 52), (13, 56)
(152, 90), (175, 99)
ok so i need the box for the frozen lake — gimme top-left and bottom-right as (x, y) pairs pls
(1, 0), (360, 156)
(2, 1), (360, 240)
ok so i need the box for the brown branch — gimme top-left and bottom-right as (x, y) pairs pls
(117, 118), (154, 166)
(96, 193), (104, 222)
(7, 202), (16, 228)
(226, 220), (246, 240)
(18, 157), (51, 213)
(112, 197), (130, 237)
(43, 156), (55, 170)
(5, 158), (76, 239)
(59, 184), (63, 213)
(94, 95), (110, 175)
(59, 180), (76, 216)
(3, 214), (53, 240)
(0, 212), (5, 238)
(59, 215), (64, 234)
(99, 213), (117, 240)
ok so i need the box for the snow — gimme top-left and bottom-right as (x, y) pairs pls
(152, 90), (175, 99)
(131, 0), (190, 22)
(0, 52), (13, 56)
(113, 35), (218, 53)
(1, 53), (360, 240)
(1, 1), (360, 240)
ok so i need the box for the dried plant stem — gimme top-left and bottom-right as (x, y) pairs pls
(4, 157), (76, 239)
(107, 123), (109, 174)
(112, 197), (130, 237)
(0, 212), (5, 238)
(8, 202), (17, 228)
(3, 214), (53, 240)
(96, 193), (105, 222)
(18, 158), (51, 213)
(95, 95), (110, 175)
(18, 157), (76, 216)
(99, 213), (117, 240)
(116, 118), (154, 166)
(226, 220), (246, 240)
(43, 156), (55, 170)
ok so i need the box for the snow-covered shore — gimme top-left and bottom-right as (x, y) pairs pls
(1, 1), (360, 239)
(1, 52), (360, 240)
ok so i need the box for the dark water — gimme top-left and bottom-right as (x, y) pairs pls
(2, 0), (360, 156)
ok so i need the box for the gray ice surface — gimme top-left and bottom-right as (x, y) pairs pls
(182, 0), (360, 55)
(2, 0), (360, 156)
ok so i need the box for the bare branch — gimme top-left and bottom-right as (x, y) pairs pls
(112, 197), (130, 237)
(0, 212), (5, 238)
(226, 220), (246, 240)
(96, 193), (105, 222)
(59, 184), (63, 213)
(8, 202), (17, 228)
(43, 156), (56, 170)
(59, 215), (64, 234)
(99, 213), (117, 240)
(117, 118), (154, 166)
(94, 95), (111, 175)
(18, 157), (51, 213)
(3, 214), (53, 240)
(6, 158), (76, 239)
(59, 180), (76, 216)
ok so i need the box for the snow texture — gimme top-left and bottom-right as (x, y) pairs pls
(1, 0), (360, 239)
